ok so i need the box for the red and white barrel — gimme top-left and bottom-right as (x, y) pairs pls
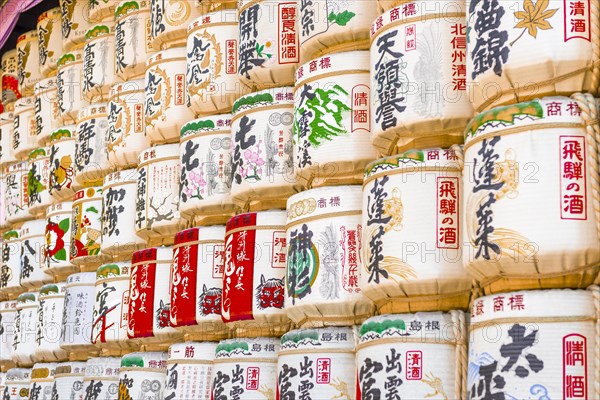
(118, 352), (168, 399)
(5, 162), (31, 224)
(33, 78), (59, 146)
(17, 31), (41, 97)
(237, 0), (299, 89)
(469, 288), (599, 399)
(2, 50), (21, 106)
(92, 262), (132, 350)
(83, 23), (118, 103)
(222, 211), (291, 337)
(56, 51), (88, 125)
(135, 144), (185, 241)
(60, 273), (96, 354)
(70, 187), (107, 269)
(170, 226), (228, 341)
(370, 1), (473, 155)
(150, 0), (203, 50)
(186, 10), (242, 116)
(230, 87), (301, 210)
(0, 301), (17, 370)
(51, 362), (86, 399)
(144, 48), (195, 144)
(37, 8), (63, 78)
(26, 148), (52, 217)
(285, 186), (375, 327)
(101, 170), (146, 258)
(19, 219), (53, 289)
(357, 311), (467, 399)
(165, 342), (217, 399)
(88, 0), (118, 22)
(179, 115), (236, 225)
(13, 292), (40, 367)
(3, 368), (31, 400)
(0, 112), (16, 165)
(29, 363), (57, 398)
(128, 247), (182, 347)
(59, 0), (92, 52)
(48, 126), (77, 202)
(12, 97), (37, 161)
(82, 357), (121, 399)
(115, 0), (155, 81)
(294, 51), (377, 186)
(35, 283), (68, 362)
(1, 230), (21, 296)
(361, 148), (473, 313)
(463, 96), (600, 294)
(212, 338), (279, 399)
(107, 80), (150, 168)
(278, 327), (358, 399)
(74, 103), (112, 186)
(45, 201), (78, 277)
(299, 0), (378, 63)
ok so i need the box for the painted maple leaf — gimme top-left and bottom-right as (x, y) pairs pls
(512, 0), (558, 45)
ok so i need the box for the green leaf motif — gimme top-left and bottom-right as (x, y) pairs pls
(359, 318), (406, 337)
(58, 218), (70, 233)
(86, 206), (99, 213)
(55, 248), (67, 261)
(328, 11), (356, 26)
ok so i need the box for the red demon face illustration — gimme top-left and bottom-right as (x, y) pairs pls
(156, 300), (171, 329)
(256, 274), (284, 310)
(198, 284), (222, 316)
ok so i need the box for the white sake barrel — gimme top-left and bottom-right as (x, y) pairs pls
(70, 187), (107, 268)
(60, 0), (92, 52)
(0, 301), (17, 371)
(128, 247), (182, 347)
(278, 327), (357, 399)
(56, 51), (88, 125)
(118, 352), (168, 399)
(0, 230), (21, 296)
(299, 0), (378, 64)
(115, 0), (155, 81)
(3, 369), (31, 400)
(82, 357), (120, 399)
(1, 50), (21, 105)
(51, 362), (86, 399)
(285, 186), (375, 327)
(60, 273), (96, 354)
(145, 47), (195, 144)
(29, 363), (57, 398)
(150, 0), (203, 50)
(222, 211), (291, 337)
(26, 148), (52, 217)
(83, 23), (119, 103)
(13, 292), (40, 367)
(135, 144), (185, 241)
(357, 311), (467, 399)
(0, 174), (6, 230)
(165, 342), (217, 399)
(92, 262), (132, 351)
(16, 31), (41, 97)
(186, 10), (243, 116)
(107, 80), (150, 169)
(370, 1), (473, 155)
(230, 87), (300, 210)
(170, 226), (228, 341)
(0, 373), (4, 397)
(237, 0), (299, 89)
(35, 283), (68, 362)
(48, 126), (77, 202)
(101, 170), (146, 258)
(33, 78), (59, 147)
(469, 288), (599, 399)
(4, 161), (33, 224)
(212, 338), (279, 399)
(45, 201), (78, 277)
(361, 148), (473, 313)
(179, 115), (236, 225)
(0, 112), (17, 165)
(89, 0), (119, 23)
(294, 51), (377, 186)
(12, 97), (37, 161)
(74, 103), (112, 186)
(19, 219), (53, 289)
(37, 8), (63, 78)
(464, 96), (600, 293)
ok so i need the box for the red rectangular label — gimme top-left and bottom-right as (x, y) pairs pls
(564, 0), (591, 42)
(563, 334), (587, 399)
(134, 103), (143, 133)
(437, 177), (460, 249)
(560, 135), (587, 220)
(128, 258), (157, 339)
(175, 74), (185, 105)
(316, 358), (331, 384)
(226, 39), (238, 74)
(171, 240), (198, 327)
(246, 367), (260, 390)
(406, 351), (423, 380)
(278, 3), (299, 64)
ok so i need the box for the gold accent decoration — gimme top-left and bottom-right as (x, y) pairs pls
(165, 0), (191, 26)
(330, 378), (350, 400)
(287, 198), (317, 220)
(422, 372), (448, 400)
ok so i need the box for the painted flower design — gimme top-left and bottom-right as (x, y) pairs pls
(242, 144), (265, 181)
(183, 170), (208, 201)
(45, 218), (69, 261)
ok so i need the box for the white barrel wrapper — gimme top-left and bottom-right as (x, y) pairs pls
(82, 357), (121, 399)
(35, 283), (68, 362)
(37, 8), (63, 78)
(3, 368), (31, 400)
(118, 352), (167, 399)
(12, 97), (36, 161)
(26, 148), (52, 217)
(150, 0), (203, 50)
(0, 301), (17, 370)
(60, 0), (92, 52)
(56, 51), (88, 125)
(29, 363), (57, 399)
(74, 103), (112, 186)
(51, 362), (86, 400)
(83, 23), (118, 103)
(16, 30), (41, 97)
(33, 77), (59, 146)
(48, 126), (78, 202)
(70, 187), (107, 268)
(60, 272), (96, 353)
(0, 112), (16, 165)
(19, 219), (53, 289)
(45, 201), (78, 277)
(115, 0), (155, 81)
(165, 342), (217, 399)
(1, 230), (22, 295)
(13, 292), (40, 367)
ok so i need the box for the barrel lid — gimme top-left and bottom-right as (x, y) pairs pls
(66, 272), (96, 286)
(37, 7), (61, 23)
(226, 210), (286, 233)
(232, 87), (294, 116)
(365, 147), (463, 180)
(280, 327), (356, 352)
(359, 312), (459, 345)
(84, 357), (121, 378)
(287, 185), (361, 225)
(215, 338), (279, 360)
(17, 30), (37, 43)
(97, 262), (131, 280)
(120, 352), (168, 370)
(50, 126), (76, 142)
(168, 342), (218, 362)
(17, 292), (39, 306)
(6, 368), (31, 382)
(31, 363), (57, 381)
(296, 51), (369, 84)
(180, 114), (233, 139)
(174, 226), (226, 246)
(39, 282), (66, 299)
(55, 361), (87, 376)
